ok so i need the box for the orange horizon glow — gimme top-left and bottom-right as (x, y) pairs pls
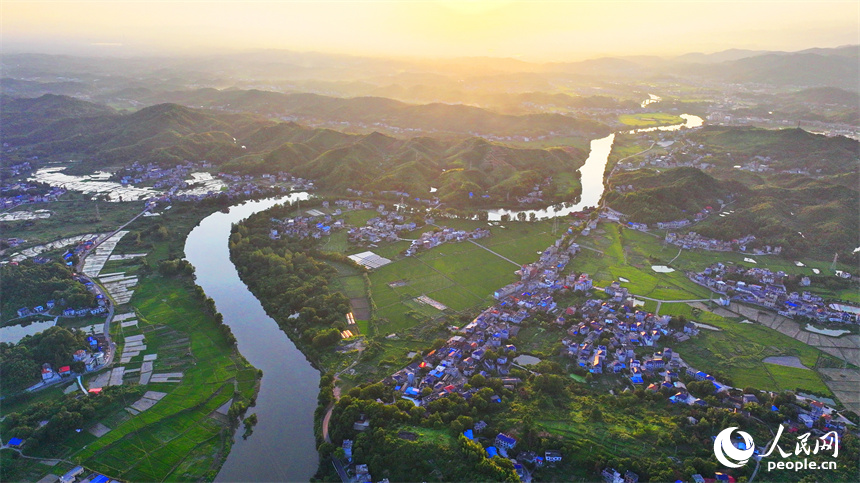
(1, 1), (858, 60)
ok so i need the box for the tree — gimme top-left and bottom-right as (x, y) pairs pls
(470, 374), (487, 387)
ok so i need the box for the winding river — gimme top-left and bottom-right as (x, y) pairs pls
(487, 113), (703, 221)
(183, 194), (320, 482)
(188, 113), (703, 480)
(8, 107), (703, 480)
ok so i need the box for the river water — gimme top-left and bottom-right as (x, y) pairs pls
(9, 106), (703, 479)
(0, 319), (56, 344)
(183, 193), (320, 483)
(487, 113), (703, 221)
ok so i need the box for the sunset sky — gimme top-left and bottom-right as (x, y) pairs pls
(2, 1), (858, 60)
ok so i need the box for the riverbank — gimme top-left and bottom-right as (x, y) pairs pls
(1, 202), (262, 482)
(184, 195), (321, 482)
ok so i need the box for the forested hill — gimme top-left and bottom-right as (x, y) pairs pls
(606, 167), (859, 258)
(604, 167), (739, 225)
(3, 95), (590, 204)
(688, 126), (859, 175)
(147, 88), (612, 139)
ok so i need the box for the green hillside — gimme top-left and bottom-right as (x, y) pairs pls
(4, 96), (590, 206)
(604, 167), (738, 224)
(690, 126), (859, 174)
(149, 88), (612, 139)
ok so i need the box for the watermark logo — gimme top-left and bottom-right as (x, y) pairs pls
(713, 424), (840, 472)
(714, 427), (755, 468)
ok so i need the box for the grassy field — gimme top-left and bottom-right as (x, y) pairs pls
(2, 196), (146, 250)
(3, 203), (260, 482)
(618, 112), (684, 127)
(574, 223), (856, 302)
(666, 305), (834, 396)
(572, 225), (713, 301)
(367, 219), (560, 334)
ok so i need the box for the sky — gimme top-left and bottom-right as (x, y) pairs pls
(2, 1), (858, 60)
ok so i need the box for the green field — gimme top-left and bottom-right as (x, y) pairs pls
(2, 204), (259, 482)
(618, 112), (684, 127)
(666, 305), (834, 396)
(573, 223), (855, 303)
(2, 197), (146, 251)
(74, 273), (258, 481)
(367, 219), (560, 334)
(572, 225), (713, 301)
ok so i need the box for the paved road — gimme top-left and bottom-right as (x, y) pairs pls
(62, 207), (149, 382)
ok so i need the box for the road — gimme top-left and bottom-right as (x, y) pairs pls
(74, 206), (149, 370)
(594, 286), (711, 315)
(467, 239), (521, 267)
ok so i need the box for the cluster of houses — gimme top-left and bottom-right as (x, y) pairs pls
(115, 161), (212, 187)
(333, 199), (377, 211)
(347, 206), (418, 245)
(494, 241), (581, 300)
(15, 271), (107, 319)
(463, 427), (564, 477)
(40, 336), (107, 382)
(690, 263), (860, 323)
(0, 182), (66, 210)
(665, 232), (779, 254)
(613, 132), (714, 173)
(2, 160), (33, 177)
(1, 237), (26, 249)
(17, 300), (107, 319)
(269, 212), (345, 241)
(111, 161), (315, 204)
(404, 226), (490, 256)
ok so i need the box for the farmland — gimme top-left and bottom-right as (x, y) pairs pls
(618, 112), (685, 127)
(663, 304), (835, 396)
(365, 219), (560, 334)
(1, 204), (260, 482)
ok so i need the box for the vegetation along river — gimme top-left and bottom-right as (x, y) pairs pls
(180, 113), (703, 481)
(487, 113), (703, 221)
(184, 193), (319, 482)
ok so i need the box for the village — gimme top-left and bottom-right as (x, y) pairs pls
(665, 232), (779, 254)
(690, 262), (860, 324)
(0, 181), (67, 211)
(331, 216), (852, 483)
(128, 162), (316, 204)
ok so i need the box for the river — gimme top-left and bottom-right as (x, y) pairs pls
(11, 106), (703, 479)
(183, 193), (321, 483)
(486, 113), (703, 221)
(0, 318), (56, 344)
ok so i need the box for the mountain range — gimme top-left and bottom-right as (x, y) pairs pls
(2, 95), (589, 204)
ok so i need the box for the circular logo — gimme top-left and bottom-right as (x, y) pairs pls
(714, 427), (756, 468)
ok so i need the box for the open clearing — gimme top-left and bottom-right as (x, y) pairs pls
(367, 219), (559, 334)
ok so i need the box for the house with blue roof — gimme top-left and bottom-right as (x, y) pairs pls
(495, 432), (516, 449)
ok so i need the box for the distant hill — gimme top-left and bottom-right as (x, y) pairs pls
(5, 96), (589, 205)
(694, 177), (859, 258)
(784, 87), (860, 106)
(1, 94), (115, 137)
(688, 126), (859, 175)
(604, 167), (739, 225)
(145, 88), (611, 140)
(681, 48), (860, 89)
(674, 49), (770, 64)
